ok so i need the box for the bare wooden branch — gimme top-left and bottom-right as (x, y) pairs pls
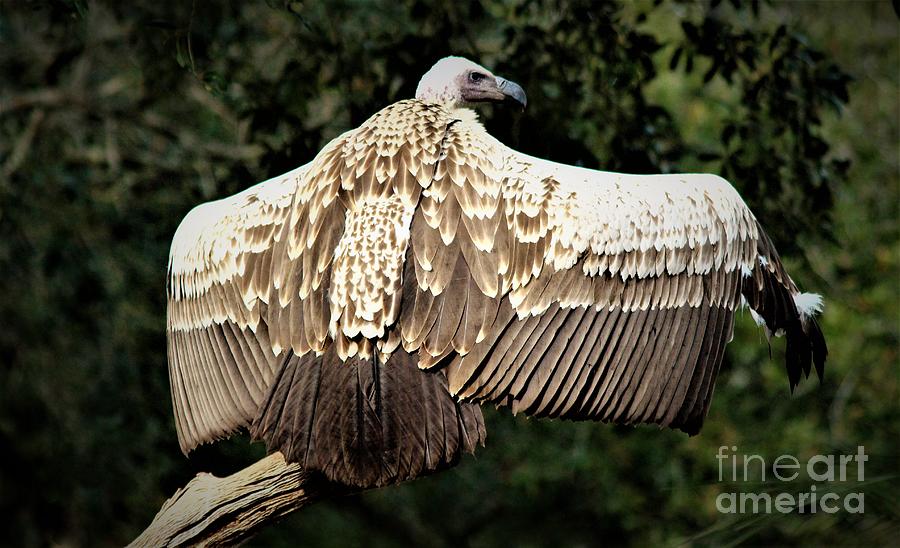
(129, 452), (354, 547)
(2, 109), (45, 178)
(0, 88), (66, 116)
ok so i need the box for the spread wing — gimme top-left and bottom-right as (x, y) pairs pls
(167, 100), (457, 456)
(167, 165), (305, 451)
(397, 123), (826, 434)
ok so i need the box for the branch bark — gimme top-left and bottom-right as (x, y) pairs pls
(129, 452), (354, 547)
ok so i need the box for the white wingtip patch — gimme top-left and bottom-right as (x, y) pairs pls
(749, 308), (766, 328)
(740, 294), (772, 340)
(794, 292), (824, 320)
(740, 295), (767, 328)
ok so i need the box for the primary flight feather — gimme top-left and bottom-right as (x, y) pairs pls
(166, 57), (826, 488)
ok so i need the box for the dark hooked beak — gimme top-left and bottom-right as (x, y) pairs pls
(495, 77), (527, 109)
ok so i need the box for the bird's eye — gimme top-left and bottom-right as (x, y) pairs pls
(469, 72), (486, 83)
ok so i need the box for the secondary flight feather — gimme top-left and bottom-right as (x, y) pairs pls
(166, 57), (826, 488)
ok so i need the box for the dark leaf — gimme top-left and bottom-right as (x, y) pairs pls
(723, 124), (737, 144)
(703, 59), (719, 83)
(670, 46), (683, 70)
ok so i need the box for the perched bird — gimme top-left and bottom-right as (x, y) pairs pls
(166, 56), (826, 488)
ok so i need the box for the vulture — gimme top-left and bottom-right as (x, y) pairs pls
(167, 57), (827, 488)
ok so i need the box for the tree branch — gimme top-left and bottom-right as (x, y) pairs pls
(2, 108), (45, 179)
(129, 452), (354, 547)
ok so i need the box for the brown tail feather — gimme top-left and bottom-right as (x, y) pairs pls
(250, 345), (485, 488)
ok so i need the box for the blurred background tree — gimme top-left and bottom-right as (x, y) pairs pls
(0, 0), (896, 546)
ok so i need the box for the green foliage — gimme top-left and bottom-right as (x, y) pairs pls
(0, 0), (896, 546)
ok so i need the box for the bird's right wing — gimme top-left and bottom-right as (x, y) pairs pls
(170, 101), (490, 488)
(166, 165), (308, 452)
(167, 100), (474, 463)
(398, 125), (825, 434)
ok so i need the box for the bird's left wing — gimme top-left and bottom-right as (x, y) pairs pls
(398, 122), (825, 434)
(169, 101), (488, 487)
(166, 165), (308, 451)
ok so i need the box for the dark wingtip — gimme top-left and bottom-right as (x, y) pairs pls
(783, 317), (827, 393)
(741, 222), (828, 394)
(784, 322), (802, 391)
(810, 317), (828, 381)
